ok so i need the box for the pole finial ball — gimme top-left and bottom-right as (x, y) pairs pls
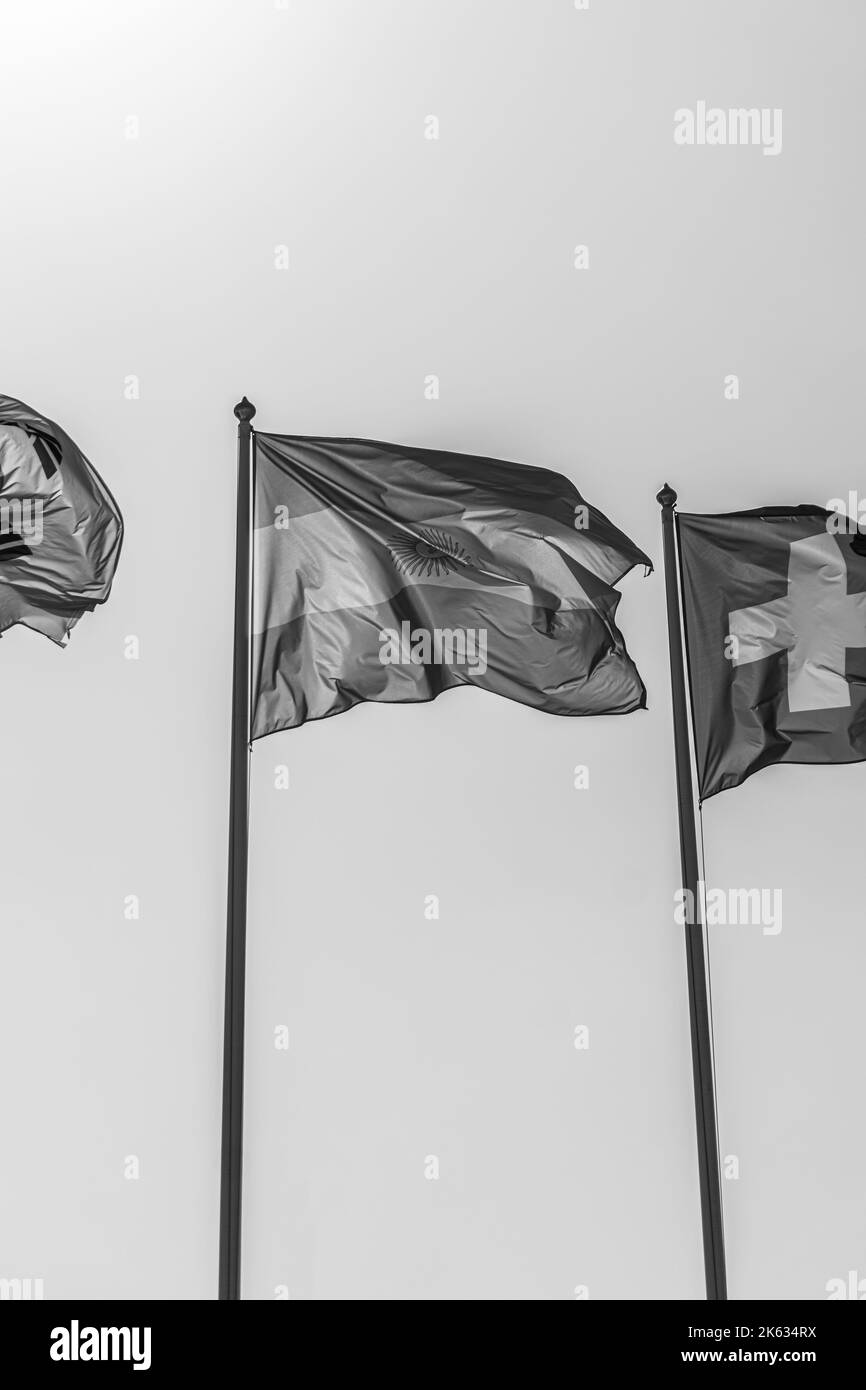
(656, 482), (677, 509)
(234, 397), (256, 423)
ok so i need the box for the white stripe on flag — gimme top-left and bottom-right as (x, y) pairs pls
(252, 506), (598, 635)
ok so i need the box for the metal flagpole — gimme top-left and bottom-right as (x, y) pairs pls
(657, 483), (728, 1301)
(218, 396), (256, 1300)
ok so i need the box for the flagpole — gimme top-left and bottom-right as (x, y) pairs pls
(657, 483), (728, 1302)
(218, 396), (256, 1300)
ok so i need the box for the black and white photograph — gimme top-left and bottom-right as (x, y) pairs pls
(0, 0), (863, 1365)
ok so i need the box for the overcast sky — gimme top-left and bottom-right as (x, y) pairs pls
(1, 0), (863, 1299)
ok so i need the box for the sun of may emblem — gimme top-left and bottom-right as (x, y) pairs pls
(389, 527), (474, 579)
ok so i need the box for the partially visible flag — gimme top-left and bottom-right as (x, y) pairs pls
(678, 506), (866, 799)
(0, 394), (123, 643)
(251, 433), (650, 736)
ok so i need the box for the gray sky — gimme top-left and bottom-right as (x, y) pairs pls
(0, 0), (863, 1299)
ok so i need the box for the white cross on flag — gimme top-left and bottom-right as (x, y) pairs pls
(678, 506), (866, 799)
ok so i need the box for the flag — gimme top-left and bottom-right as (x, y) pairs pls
(0, 394), (123, 643)
(251, 434), (650, 736)
(678, 506), (866, 799)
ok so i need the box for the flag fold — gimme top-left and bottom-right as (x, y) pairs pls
(252, 434), (650, 735)
(0, 394), (123, 644)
